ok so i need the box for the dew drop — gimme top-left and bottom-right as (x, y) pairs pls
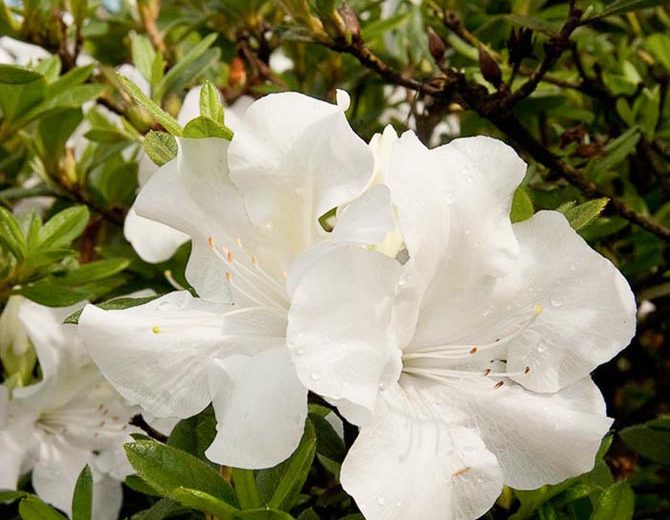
(569, 262), (577, 272)
(311, 372), (321, 381)
(550, 295), (564, 308)
(537, 342), (548, 353)
(477, 475), (485, 484)
(464, 229), (471, 236)
(396, 501), (403, 508)
(398, 275), (408, 287)
(296, 348), (305, 356)
(377, 496), (386, 506)
(445, 191), (456, 205)
(157, 301), (173, 311)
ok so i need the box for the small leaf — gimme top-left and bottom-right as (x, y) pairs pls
(18, 496), (68, 520)
(0, 490), (28, 503)
(57, 258), (130, 285)
(131, 33), (157, 84)
(118, 74), (183, 136)
(153, 34), (218, 103)
(562, 198), (609, 231)
(620, 416), (670, 464)
(199, 80), (224, 125)
(38, 206), (90, 250)
(71, 465), (93, 520)
(64, 294), (161, 324)
(183, 116), (233, 140)
(591, 0), (669, 19)
(0, 206), (27, 259)
(0, 64), (43, 84)
(591, 481), (634, 520)
(232, 468), (262, 509)
(144, 131), (178, 166)
(172, 487), (238, 519)
(510, 186), (534, 223)
(124, 439), (239, 507)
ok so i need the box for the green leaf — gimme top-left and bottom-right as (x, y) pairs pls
(309, 412), (345, 462)
(46, 64), (95, 97)
(257, 421), (316, 511)
(647, 33), (670, 71)
(38, 206), (90, 250)
(171, 487), (237, 519)
(72, 465), (93, 520)
(130, 497), (187, 520)
(234, 510), (295, 520)
(0, 64), (43, 84)
(591, 481), (634, 520)
(594, 127), (640, 174)
(510, 186), (534, 223)
(17, 284), (92, 307)
(183, 116), (234, 140)
(18, 496), (68, 520)
(232, 468), (262, 509)
(0, 206), (27, 259)
(199, 80), (224, 125)
(124, 439), (239, 507)
(620, 416), (670, 464)
(591, 0), (669, 19)
(131, 33), (157, 84)
(144, 131), (178, 166)
(14, 84), (105, 129)
(0, 490), (28, 503)
(153, 34), (218, 103)
(64, 294), (160, 324)
(118, 74), (183, 136)
(562, 198), (609, 231)
(57, 258), (130, 285)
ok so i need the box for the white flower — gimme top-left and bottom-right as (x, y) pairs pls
(0, 299), (136, 520)
(123, 80), (254, 264)
(79, 90), (381, 469)
(286, 132), (637, 519)
(0, 36), (50, 66)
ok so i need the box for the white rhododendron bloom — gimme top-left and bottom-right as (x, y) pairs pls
(79, 90), (387, 469)
(287, 132), (636, 519)
(0, 298), (136, 519)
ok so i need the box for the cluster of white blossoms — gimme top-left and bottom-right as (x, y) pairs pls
(2, 88), (637, 519)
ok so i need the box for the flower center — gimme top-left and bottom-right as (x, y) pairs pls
(208, 235), (288, 311)
(399, 304), (543, 388)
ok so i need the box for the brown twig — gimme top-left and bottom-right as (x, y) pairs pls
(130, 414), (168, 443)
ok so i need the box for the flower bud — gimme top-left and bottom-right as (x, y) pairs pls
(0, 296), (37, 388)
(478, 44), (502, 87)
(507, 27), (534, 67)
(427, 27), (447, 63)
(337, 2), (361, 42)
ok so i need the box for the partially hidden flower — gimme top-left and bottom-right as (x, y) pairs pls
(0, 297), (137, 519)
(78, 90), (388, 469)
(286, 131), (637, 519)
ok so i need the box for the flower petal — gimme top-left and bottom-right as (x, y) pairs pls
(418, 375), (612, 489)
(341, 387), (503, 520)
(228, 91), (374, 264)
(205, 347), (308, 469)
(79, 291), (286, 418)
(123, 206), (189, 263)
(288, 246), (403, 426)
(506, 211), (636, 392)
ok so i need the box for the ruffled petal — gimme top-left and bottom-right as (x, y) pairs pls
(79, 291), (286, 418)
(415, 375), (612, 489)
(341, 387), (503, 520)
(123, 206), (189, 263)
(228, 91), (374, 265)
(205, 347), (308, 469)
(288, 246), (403, 426)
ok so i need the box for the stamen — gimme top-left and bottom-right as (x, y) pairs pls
(164, 270), (185, 291)
(403, 304), (543, 362)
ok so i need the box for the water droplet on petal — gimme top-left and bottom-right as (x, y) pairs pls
(445, 191), (456, 205)
(477, 475), (485, 484)
(396, 501), (403, 508)
(157, 301), (173, 311)
(296, 348), (305, 356)
(569, 263), (577, 272)
(537, 342), (548, 353)
(311, 372), (320, 381)
(377, 496), (386, 506)
(550, 295), (564, 308)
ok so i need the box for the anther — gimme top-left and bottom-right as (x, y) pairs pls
(452, 466), (471, 478)
(469, 347), (477, 354)
(483, 368), (491, 376)
(524, 366), (530, 374)
(494, 381), (504, 389)
(152, 325), (161, 334)
(225, 272), (233, 282)
(251, 255), (258, 266)
(208, 236), (214, 248)
(234, 237), (242, 248)
(225, 248), (234, 262)
(534, 304), (544, 315)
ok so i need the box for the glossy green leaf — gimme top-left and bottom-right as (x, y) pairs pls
(0, 64), (43, 84)
(232, 468), (262, 509)
(0, 206), (26, 259)
(38, 206), (90, 250)
(183, 116), (233, 140)
(199, 80), (224, 125)
(71, 465), (93, 520)
(510, 186), (534, 223)
(591, 481), (634, 520)
(18, 496), (68, 520)
(562, 198), (609, 231)
(620, 416), (670, 464)
(124, 439), (239, 507)
(171, 487), (237, 519)
(64, 294), (160, 324)
(144, 131), (178, 166)
(118, 74), (183, 136)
